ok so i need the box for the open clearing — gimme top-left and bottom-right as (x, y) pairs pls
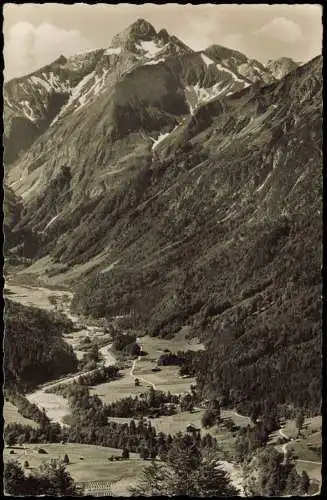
(3, 443), (145, 496)
(4, 401), (39, 428)
(91, 333), (204, 404)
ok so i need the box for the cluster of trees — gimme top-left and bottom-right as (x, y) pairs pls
(4, 299), (78, 391)
(111, 331), (141, 356)
(78, 343), (101, 371)
(5, 382), (218, 463)
(131, 433), (238, 497)
(5, 391), (50, 425)
(5, 420), (63, 446)
(243, 447), (310, 496)
(4, 459), (81, 496)
(157, 350), (197, 377)
(235, 421), (270, 462)
(104, 388), (179, 418)
(76, 366), (120, 387)
(45, 367), (120, 396)
(201, 400), (221, 428)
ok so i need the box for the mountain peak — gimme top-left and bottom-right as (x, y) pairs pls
(111, 18), (157, 47)
(266, 57), (299, 80)
(130, 18), (157, 36)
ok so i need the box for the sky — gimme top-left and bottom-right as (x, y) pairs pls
(3, 3), (323, 81)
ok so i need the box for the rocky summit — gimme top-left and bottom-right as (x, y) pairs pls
(4, 19), (322, 415)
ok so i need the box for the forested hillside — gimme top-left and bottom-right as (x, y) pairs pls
(70, 56), (322, 416)
(4, 300), (78, 391)
(4, 19), (322, 420)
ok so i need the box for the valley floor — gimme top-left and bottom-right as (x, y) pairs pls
(4, 280), (322, 496)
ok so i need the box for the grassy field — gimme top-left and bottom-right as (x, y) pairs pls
(3, 443), (145, 496)
(92, 333), (248, 462)
(282, 416), (321, 462)
(283, 415), (321, 440)
(3, 401), (39, 428)
(271, 415), (321, 487)
(91, 334), (204, 404)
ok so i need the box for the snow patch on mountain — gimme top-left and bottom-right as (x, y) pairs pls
(216, 63), (244, 84)
(185, 81), (232, 114)
(256, 171), (273, 192)
(201, 53), (215, 67)
(22, 100), (37, 122)
(139, 40), (163, 58)
(30, 75), (52, 93)
(104, 47), (122, 56)
(144, 58), (165, 66)
(51, 71), (95, 125)
(93, 69), (109, 96)
(44, 214), (60, 231)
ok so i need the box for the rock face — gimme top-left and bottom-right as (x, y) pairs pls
(4, 20), (322, 413)
(266, 57), (299, 80)
(4, 20), (275, 169)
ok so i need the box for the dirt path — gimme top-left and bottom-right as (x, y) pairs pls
(278, 427), (322, 467)
(231, 410), (252, 425)
(130, 357), (156, 389)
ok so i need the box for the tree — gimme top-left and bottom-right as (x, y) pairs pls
(130, 461), (171, 496)
(63, 453), (70, 465)
(135, 378), (140, 387)
(299, 470), (310, 494)
(131, 440), (239, 497)
(37, 459), (81, 496)
(5, 432), (17, 447)
(88, 344), (100, 363)
(122, 448), (130, 460)
(202, 409), (218, 428)
(4, 461), (26, 495)
(296, 409), (305, 437)
(24, 460), (30, 469)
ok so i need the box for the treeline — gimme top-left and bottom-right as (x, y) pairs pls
(45, 366), (120, 395)
(243, 447), (311, 496)
(4, 299), (78, 391)
(4, 384), (217, 460)
(5, 392), (50, 426)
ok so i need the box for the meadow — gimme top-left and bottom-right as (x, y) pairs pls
(4, 401), (39, 429)
(3, 443), (145, 496)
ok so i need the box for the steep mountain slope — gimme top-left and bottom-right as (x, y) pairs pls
(266, 57), (299, 80)
(5, 22), (277, 249)
(68, 55), (321, 414)
(3, 185), (39, 260)
(4, 19), (322, 414)
(4, 19), (274, 170)
(4, 51), (104, 165)
(4, 299), (77, 392)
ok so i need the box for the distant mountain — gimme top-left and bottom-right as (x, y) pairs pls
(266, 57), (299, 80)
(4, 19), (322, 414)
(4, 19), (275, 168)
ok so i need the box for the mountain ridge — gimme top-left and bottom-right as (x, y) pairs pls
(4, 21), (322, 414)
(4, 20), (280, 168)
